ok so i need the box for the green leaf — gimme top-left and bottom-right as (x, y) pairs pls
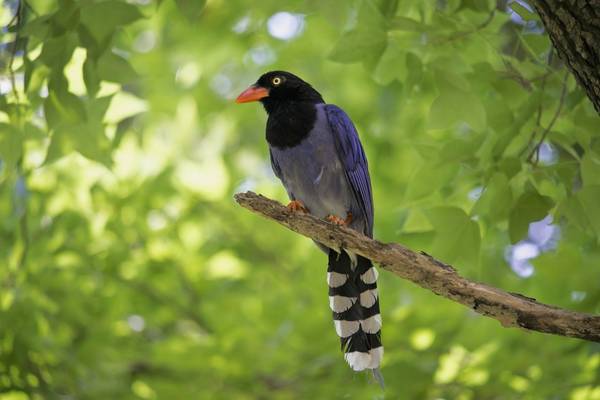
(426, 206), (481, 265)
(97, 51), (138, 84)
(510, 2), (537, 21)
(428, 90), (487, 132)
(397, 231), (436, 251)
(329, 0), (389, 68)
(0, 391), (28, 400)
(51, 0), (80, 34)
(434, 67), (472, 93)
(581, 152), (600, 187)
(20, 15), (51, 38)
(358, 0), (388, 27)
(44, 118), (112, 167)
(405, 163), (459, 201)
(39, 34), (77, 69)
(88, 96), (114, 122)
(113, 116), (135, 149)
(378, 0), (401, 18)
(498, 157), (522, 179)
(175, 0), (207, 21)
(0, 124), (23, 171)
(83, 56), (100, 96)
(509, 190), (554, 243)
(438, 137), (483, 163)
(329, 28), (387, 64)
(80, 1), (144, 44)
(23, 122), (47, 141)
(561, 185), (600, 239)
(44, 90), (87, 129)
(472, 173), (513, 222)
(0, 95), (7, 112)
(484, 93), (515, 134)
(73, 121), (113, 167)
(404, 52), (423, 91)
(23, 57), (34, 92)
(44, 129), (73, 164)
(460, 0), (495, 12)
(373, 39), (407, 85)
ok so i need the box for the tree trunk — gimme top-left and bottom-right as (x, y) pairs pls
(531, 0), (600, 114)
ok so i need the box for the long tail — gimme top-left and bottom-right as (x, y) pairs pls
(327, 249), (383, 377)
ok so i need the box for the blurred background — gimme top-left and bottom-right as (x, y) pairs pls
(1, 0), (599, 398)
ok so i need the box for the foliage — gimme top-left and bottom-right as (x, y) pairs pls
(0, 0), (599, 398)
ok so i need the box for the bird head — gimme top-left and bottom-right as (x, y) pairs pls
(236, 71), (324, 113)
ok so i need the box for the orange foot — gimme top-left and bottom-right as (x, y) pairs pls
(287, 200), (309, 213)
(326, 212), (353, 226)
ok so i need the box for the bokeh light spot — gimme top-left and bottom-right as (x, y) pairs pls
(267, 12), (305, 40)
(127, 314), (146, 332)
(410, 328), (435, 350)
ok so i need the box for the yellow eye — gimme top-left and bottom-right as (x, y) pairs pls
(272, 77), (282, 86)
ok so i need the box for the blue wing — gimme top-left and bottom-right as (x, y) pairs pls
(324, 104), (374, 237)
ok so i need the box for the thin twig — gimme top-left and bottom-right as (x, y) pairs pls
(433, 8), (496, 44)
(7, 0), (24, 112)
(16, 185), (29, 269)
(5, 1), (29, 278)
(527, 70), (569, 163)
(519, 49), (554, 157)
(537, 51), (554, 126)
(235, 191), (600, 343)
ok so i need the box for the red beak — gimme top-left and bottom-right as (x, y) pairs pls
(235, 85), (269, 103)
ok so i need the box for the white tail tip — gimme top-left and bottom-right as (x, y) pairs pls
(344, 346), (384, 371)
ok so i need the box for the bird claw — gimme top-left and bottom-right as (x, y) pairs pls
(326, 212), (353, 226)
(287, 200), (309, 213)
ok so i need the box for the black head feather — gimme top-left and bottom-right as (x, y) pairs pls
(255, 71), (324, 114)
(253, 71), (325, 148)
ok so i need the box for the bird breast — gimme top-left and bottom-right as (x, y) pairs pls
(270, 111), (351, 221)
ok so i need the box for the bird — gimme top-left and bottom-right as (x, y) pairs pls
(236, 71), (383, 383)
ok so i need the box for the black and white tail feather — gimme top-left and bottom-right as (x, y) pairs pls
(328, 249), (383, 387)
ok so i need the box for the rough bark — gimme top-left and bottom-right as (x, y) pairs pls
(234, 191), (600, 343)
(531, 0), (600, 113)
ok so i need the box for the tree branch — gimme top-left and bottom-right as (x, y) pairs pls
(234, 191), (600, 342)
